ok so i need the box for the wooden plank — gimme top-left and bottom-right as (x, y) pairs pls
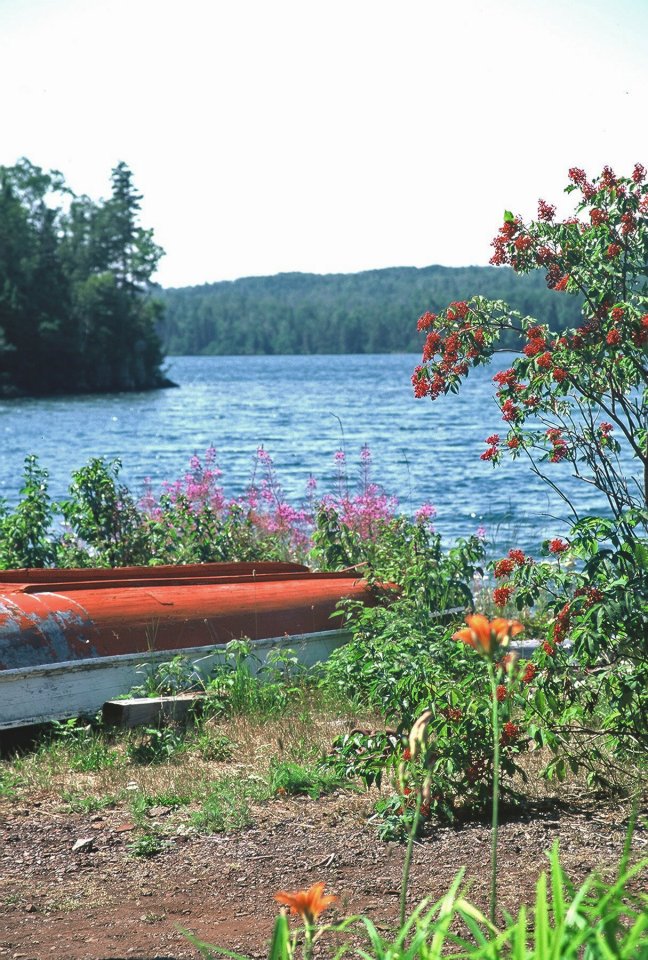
(0, 628), (352, 730)
(102, 692), (205, 728)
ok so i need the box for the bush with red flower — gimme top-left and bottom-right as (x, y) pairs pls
(413, 164), (648, 773)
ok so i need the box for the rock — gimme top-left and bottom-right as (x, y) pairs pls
(71, 838), (94, 853)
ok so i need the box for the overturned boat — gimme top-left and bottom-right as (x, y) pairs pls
(0, 562), (377, 730)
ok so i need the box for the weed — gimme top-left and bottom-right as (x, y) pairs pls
(126, 725), (187, 764)
(45, 719), (122, 772)
(128, 788), (193, 824)
(267, 758), (347, 799)
(127, 833), (169, 857)
(190, 776), (268, 833)
(131, 655), (204, 698)
(61, 791), (117, 814)
(0, 769), (23, 798)
(193, 729), (235, 762)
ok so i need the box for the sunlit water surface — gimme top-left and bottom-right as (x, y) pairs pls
(0, 354), (626, 556)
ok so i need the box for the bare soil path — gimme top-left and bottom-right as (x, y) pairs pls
(1, 791), (644, 960)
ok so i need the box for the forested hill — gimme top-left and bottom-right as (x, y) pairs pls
(156, 265), (582, 356)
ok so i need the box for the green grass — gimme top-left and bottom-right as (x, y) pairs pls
(190, 775), (270, 834)
(267, 758), (348, 798)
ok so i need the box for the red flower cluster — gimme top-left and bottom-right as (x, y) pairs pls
(493, 586), (513, 607)
(500, 722), (520, 746)
(480, 432), (503, 462)
(543, 641), (556, 656)
(417, 311), (437, 331)
(537, 199), (556, 221)
(553, 602), (571, 644)
(547, 428), (569, 462)
(465, 757), (488, 783)
(411, 366), (430, 398)
(507, 436), (520, 449)
(447, 301), (469, 320)
(422, 330), (442, 361)
(632, 163), (646, 183)
(601, 165), (616, 188)
(633, 315), (648, 347)
(442, 707), (463, 722)
(493, 368), (518, 388)
(501, 398), (519, 422)
(495, 684), (507, 702)
(537, 351), (553, 369)
(568, 167), (596, 199)
(574, 586), (604, 608)
(522, 662), (537, 684)
(552, 367), (568, 383)
(480, 445), (498, 462)
(606, 243), (622, 259)
(493, 547), (527, 580)
(553, 274), (570, 291)
(548, 538), (569, 554)
(523, 334), (547, 358)
(589, 208), (608, 226)
(606, 328), (621, 346)
(508, 548), (526, 565)
(621, 212), (636, 235)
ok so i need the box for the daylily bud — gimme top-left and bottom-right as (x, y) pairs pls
(408, 708), (434, 759)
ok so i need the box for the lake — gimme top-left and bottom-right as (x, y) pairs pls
(0, 353), (617, 556)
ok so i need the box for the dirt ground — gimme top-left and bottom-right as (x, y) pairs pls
(1, 788), (645, 960)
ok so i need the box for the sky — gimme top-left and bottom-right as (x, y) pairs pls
(1, 0), (647, 289)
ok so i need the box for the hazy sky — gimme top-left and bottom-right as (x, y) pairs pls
(2, 0), (646, 288)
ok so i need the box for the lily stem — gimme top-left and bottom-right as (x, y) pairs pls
(400, 789), (423, 927)
(487, 661), (501, 926)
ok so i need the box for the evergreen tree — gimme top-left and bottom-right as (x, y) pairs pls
(0, 158), (170, 396)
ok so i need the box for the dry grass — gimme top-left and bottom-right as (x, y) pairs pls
(1, 696), (381, 812)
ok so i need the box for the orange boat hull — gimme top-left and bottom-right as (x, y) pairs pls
(0, 562), (375, 670)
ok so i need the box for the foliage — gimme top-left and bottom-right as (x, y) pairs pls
(185, 848), (647, 959)
(202, 640), (311, 719)
(412, 162), (648, 769)
(58, 457), (150, 567)
(190, 776), (266, 833)
(43, 718), (122, 772)
(0, 157), (169, 396)
(126, 724), (187, 765)
(61, 791), (117, 814)
(193, 729), (235, 762)
(0, 455), (55, 568)
(1, 444), (454, 571)
(131, 654), (206, 698)
(127, 833), (170, 858)
(267, 758), (347, 799)
(157, 264), (583, 357)
(322, 628), (531, 825)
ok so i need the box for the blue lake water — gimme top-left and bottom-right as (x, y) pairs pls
(0, 354), (621, 556)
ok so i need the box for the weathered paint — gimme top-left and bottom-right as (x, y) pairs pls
(0, 562), (377, 670)
(0, 629), (353, 729)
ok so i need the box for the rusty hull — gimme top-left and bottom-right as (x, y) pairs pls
(0, 562), (373, 670)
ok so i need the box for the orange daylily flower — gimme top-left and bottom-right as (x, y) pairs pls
(274, 881), (337, 924)
(453, 613), (523, 658)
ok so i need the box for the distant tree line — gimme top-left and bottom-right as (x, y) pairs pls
(156, 265), (583, 356)
(0, 158), (171, 397)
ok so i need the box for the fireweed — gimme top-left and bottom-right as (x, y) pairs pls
(0, 445), (435, 571)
